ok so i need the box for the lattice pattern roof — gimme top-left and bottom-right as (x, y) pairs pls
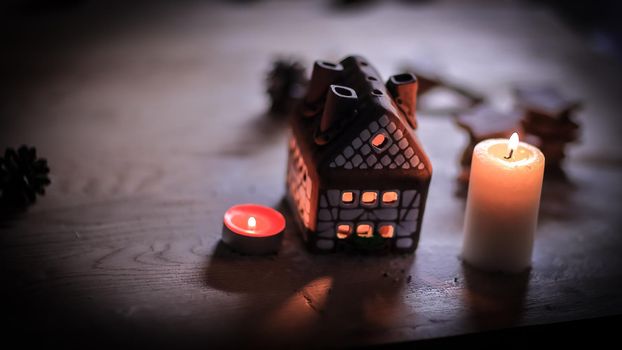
(329, 115), (426, 171)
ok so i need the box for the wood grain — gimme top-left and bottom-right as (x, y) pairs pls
(1, 1), (622, 348)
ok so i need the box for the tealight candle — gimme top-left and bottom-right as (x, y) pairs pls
(222, 204), (285, 255)
(462, 133), (545, 273)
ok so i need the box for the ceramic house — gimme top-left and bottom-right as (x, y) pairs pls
(286, 55), (432, 253)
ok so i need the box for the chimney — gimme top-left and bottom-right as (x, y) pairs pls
(303, 60), (344, 117)
(319, 85), (357, 134)
(386, 73), (418, 129)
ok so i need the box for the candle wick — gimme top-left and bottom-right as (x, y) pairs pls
(504, 149), (514, 159)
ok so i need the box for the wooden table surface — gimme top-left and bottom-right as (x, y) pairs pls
(2, 1), (622, 348)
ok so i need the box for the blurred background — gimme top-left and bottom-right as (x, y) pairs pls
(1, 0), (622, 348)
(1, 0), (621, 168)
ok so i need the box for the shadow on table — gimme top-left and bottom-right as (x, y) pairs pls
(216, 112), (289, 158)
(0, 204), (27, 224)
(461, 263), (530, 329)
(203, 198), (415, 348)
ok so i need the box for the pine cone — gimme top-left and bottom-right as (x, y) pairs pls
(266, 58), (308, 115)
(0, 145), (51, 209)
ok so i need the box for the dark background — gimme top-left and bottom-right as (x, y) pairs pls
(1, 0), (622, 348)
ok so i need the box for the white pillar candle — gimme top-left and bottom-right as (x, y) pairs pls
(462, 133), (545, 273)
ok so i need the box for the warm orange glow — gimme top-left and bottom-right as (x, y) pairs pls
(508, 132), (519, 154)
(262, 276), (332, 332)
(342, 191), (354, 204)
(356, 224), (373, 238)
(247, 216), (257, 231)
(382, 191), (398, 204)
(378, 225), (394, 238)
(371, 133), (387, 148)
(336, 224), (351, 239)
(361, 192), (377, 205)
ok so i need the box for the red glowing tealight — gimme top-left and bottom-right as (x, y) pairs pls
(221, 204), (285, 254)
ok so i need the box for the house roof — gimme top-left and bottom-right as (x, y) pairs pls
(290, 55), (432, 188)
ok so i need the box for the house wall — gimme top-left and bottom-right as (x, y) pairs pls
(286, 136), (313, 230)
(313, 188), (424, 251)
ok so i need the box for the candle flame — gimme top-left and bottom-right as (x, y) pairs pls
(508, 132), (519, 153)
(247, 216), (257, 230)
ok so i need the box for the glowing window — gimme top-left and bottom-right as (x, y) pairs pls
(356, 224), (373, 238)
(342, 191), (354, 204)
(382, 191), (398, 205)
(336, 224), (352, 239)
(361, 192), (377, 205)
(378, 225), (394, 238)
(371, 133), (388, 149)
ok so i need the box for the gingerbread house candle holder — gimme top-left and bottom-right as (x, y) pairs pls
(286, 55), (432, 253)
